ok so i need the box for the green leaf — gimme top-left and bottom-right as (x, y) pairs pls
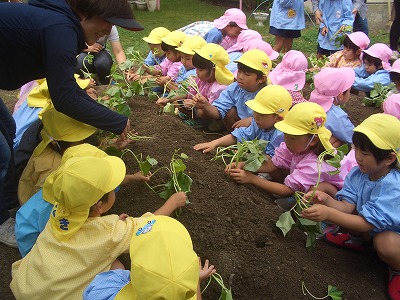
(104, 146), (123, 157)
(106, 86), (121, 97)
(220, 288), (233, 300)
(305, 231), (317, 250)
(276, 211), (296, 236)
(116, 104), (131, 117)
(176, 172), (192, 193)
(243, 158), (262, 172)
(172, 159), (186, 173)
(180, 153), (189, 159)
(327, 285), (343, 300)
(163, 103), (175, 114)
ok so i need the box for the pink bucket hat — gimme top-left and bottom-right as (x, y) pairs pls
(390, 58), (400, 74)
(226, 29), (262, 53)
(269, 50), (308, 91)
(309, 67), (355, 111)
(383, 93), (400, 119)
(214, 8), (248, 30)
(363, 43), (392, 70)
(243, 39), (279, 60)
(347, 32), (370, 50)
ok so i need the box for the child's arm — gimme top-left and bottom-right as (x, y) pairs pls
(122, 171), (151, 184)
(353, 71), (391, 92)
(197, 258), (216, 300)
(193, 133), (237, 153)
(231, 117), (252, 129)
(153, 192), (187, 216)
(196, 100), (221, 119)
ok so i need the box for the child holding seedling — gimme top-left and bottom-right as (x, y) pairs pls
(324, 32), (370, 68)
(301, 114), (400, 300)
(204, 8), (248, 50)
(309, 67), (356, 146)
(83, 216), (216, 300)
(194, 85), (292, 160)
(180, 43), (234, 127)
(269, 50), (308, 106)
(10, 155), (187, 299)
(352, 43), (392, 93)
(143, 27), (170, 67)
(316, 0), (354, 58)
(226, 102), (346, 201)
(195, 49), (271, 132)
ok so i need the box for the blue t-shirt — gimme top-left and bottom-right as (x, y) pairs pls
(325, 105), (354, 144)
(175, 66), (196, 84)
(204, 27), (223, 44)
(144, 51), (166, 67)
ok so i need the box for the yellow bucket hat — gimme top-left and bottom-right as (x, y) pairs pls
(175, 35), (207, 55)
(194, 43), (234, 85)
(33, 106), (97, 157)
(161, 30), (187, 47)
(27, 75), (90, 108)
(234, 49), (272, 75)
(353, 113), (400, 167)
(47, 156), (126, 241)
(246, 85), (292, 117)
(115, 216), (199, 300)
(142, 27), (171, 44)
(274, 102), (333, 151)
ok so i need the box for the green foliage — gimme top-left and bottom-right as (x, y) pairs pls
(362, 82), (397, 107)
(275, 144), (348, 250)
(306, 54), (330, 89)
(329, 25), (353, 48)
(212, 139), (268, 172)
(202, 273), (234, 300)
(302, 281), (343, 300)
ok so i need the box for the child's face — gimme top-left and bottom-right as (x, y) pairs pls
(101, 191), (116, 214)
(236, 69), (265, 92)
(180, 53), (194, 70)
(342, 47), (360, 61)
(196, 67), (215, 82)
(148, 44), (164, 57)
(253, 112), (279, 131)
(284, 134), (316, 154)
(336, 88), (351, 105)
(223, 25), (242, 38)
(165, 50), (180, 62)
(353, 145), (390, 181)
(364, 60), (380, 75)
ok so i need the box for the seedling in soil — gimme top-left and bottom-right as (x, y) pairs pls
(212, 138), (268, 172)
(362, 82), (396, 107)
(275, 144), (348, 250)
(306, 54), (330, 89)
(121, 150), (158, 176)
(80, 52), (95, 80)
(302, 282), (343, 300)
(202, 273), (234, 300)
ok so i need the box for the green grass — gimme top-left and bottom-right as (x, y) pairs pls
(117, 0), (390, 56)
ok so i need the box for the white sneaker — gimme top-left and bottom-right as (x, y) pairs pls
(0, 218), (17, 248)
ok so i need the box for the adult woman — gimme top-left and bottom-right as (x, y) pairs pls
(0, 0), (143, 247)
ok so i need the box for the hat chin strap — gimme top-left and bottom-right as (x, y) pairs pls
(302, 134), (315, 152)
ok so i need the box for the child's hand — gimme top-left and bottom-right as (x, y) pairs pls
(224, 161), (245, 173)
(232, 117), (252, 129)
(183, 99), (196, 110)
(301, 204), (330, 222)
(110, 130), (138, 149)
(86, 87), (97, 100)
(227, 168), (254, 184)
(167, 192), (187, 209)
(193, 141), (216, 153)
(193, 94), (208, 109)
(156, 97), (170, 107)
(126, 171), (151, 183)
(119, 213), (129, 221)
(199, 258), (216, 283)
(304, 190), (328, 205)
(156, 76), (170, 86)
(321, 27), (328, 36)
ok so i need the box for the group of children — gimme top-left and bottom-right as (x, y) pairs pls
(4, 5), (400, 300)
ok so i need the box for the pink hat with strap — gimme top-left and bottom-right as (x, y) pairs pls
(243, 39), (279, 60)
(390, 58), (400, 74)
(347, 32), (370, 50)
(214, 8), (248, 30)
(269, 50), (308, 91)
(363, 43), (392, 70)
(226, 29), (262, 53)
(383, 93), (400, 119)
(309, 67), (355, 111)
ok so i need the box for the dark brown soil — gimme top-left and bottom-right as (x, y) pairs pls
(0, 87), (388, 300)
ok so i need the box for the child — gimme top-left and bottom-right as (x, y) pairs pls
(269, 50), (308, 105)
(142, 27), (170, 67)
(180, 43), (234, 127)
(316, 0), (354, 58)
(15, 143), (151, 257)
(301, 113), (400, 300)
(226, 102), (346, 200)
(242, 39), (279, 61)
(10, 155), (187, 299)
(353, 43), (392, 93)
(204, 8), (248, 50)
(195, 49), (271, 131)
(384, 59), (400, 119)
(324, 32), (370, 68)
(309, 67), (355, 146)
(194, 85), (292, 160)
(83, 216), (216, 300)
(269, 0), (305, 53)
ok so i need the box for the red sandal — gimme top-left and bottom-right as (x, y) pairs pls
(388, 268), (400, 300)
(323, 232), (367, 252)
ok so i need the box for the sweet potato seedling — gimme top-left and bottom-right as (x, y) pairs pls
(362, 82), (396, 107)
(302, 282), (343, 300)
(276, 144), (348, 250)
(202, 273), (234, 300)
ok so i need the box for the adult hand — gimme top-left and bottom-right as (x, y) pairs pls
(119, 119), (130, 143)
(86, 43), (102, 53)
